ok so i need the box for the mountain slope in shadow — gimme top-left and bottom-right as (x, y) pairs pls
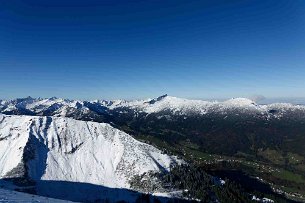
(0, 178), (190, 203)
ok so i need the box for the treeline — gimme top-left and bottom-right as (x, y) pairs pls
(159, 164), (297, 203)
(159, 164), (251, 203)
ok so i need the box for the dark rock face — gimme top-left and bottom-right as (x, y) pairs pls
(146, 94), (168, 104)
(4, 163), (26, 180)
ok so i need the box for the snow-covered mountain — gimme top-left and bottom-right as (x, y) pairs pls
(103, 95), (305, 116)
(0, 114), (179, 202)
(1, 95), (305, 119)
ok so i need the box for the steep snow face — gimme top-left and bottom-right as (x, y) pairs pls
(0, 114), (177, 189)
(0, 114), (29, 177)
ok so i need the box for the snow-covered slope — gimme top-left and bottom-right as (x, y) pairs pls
(0, 114), (178, 202)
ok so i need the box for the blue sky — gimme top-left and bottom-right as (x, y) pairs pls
(0, 0), (305, 100)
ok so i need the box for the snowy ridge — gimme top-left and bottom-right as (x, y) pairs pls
(0, 97), (89, 116)
(1, 95), (305, 117)
(107, 95), (305, 115)
(140, 96), (260, 114)
(0, 114), (178, 190)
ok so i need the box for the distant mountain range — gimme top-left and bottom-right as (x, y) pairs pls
(1, 95), (305, 157)
(1, 94), (305, 118)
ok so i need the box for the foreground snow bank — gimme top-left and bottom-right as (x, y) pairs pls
(0, 187), (73, 203)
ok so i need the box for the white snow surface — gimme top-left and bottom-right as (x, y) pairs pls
(0, 188), (73, 203)
(0, 114), (177, 189)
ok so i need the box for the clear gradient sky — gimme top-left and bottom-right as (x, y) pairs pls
(0, 0), (305, 100)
